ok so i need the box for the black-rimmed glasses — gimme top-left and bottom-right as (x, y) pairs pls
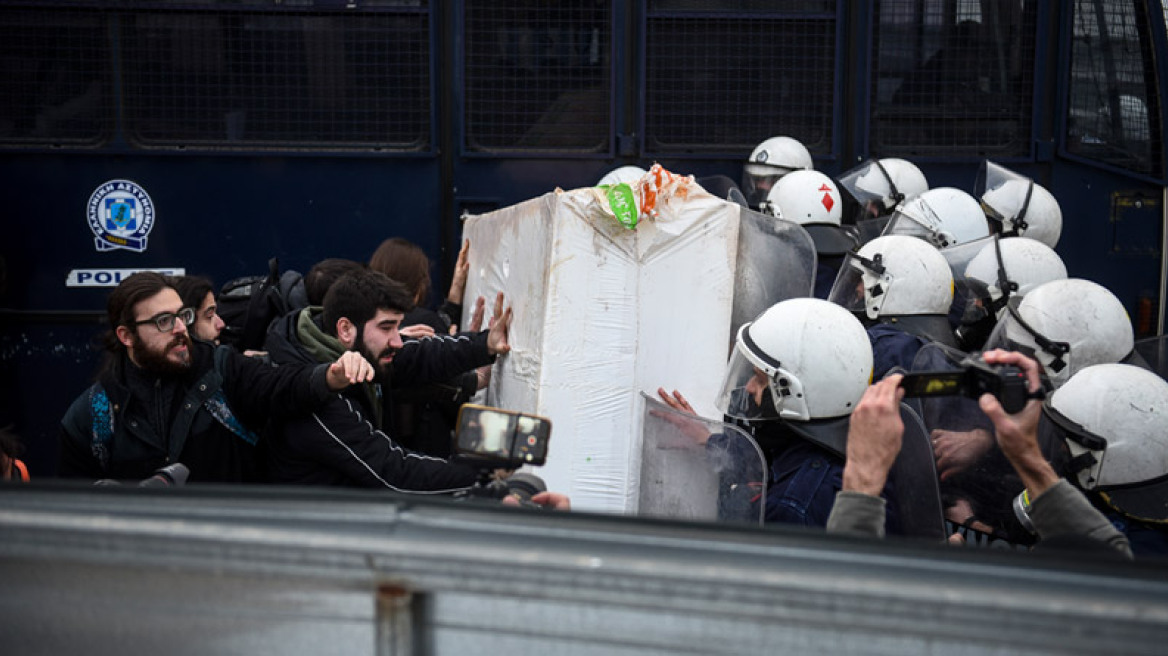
(131, 307), (196, 333)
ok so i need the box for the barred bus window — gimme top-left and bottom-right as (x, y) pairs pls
(0, 7), (113, 148)
(870, 0), (1036, 157)
(123, 6), (431, 151)
(464, 2), (611, 153)
(645, 1), (836, 157)
(1065, 0), (1162, 177)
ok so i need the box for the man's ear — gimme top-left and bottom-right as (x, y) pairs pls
(336, 317), (357, 349)
(115, 325), (135, 349)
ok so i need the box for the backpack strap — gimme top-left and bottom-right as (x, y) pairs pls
(89, 387), (115, 469)
(203, 391), (260, 446)
(202, 346), (260, 446)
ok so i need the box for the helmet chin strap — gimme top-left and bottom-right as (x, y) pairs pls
(852, 252), (887, 318)
(987, 233), (1019, 315)
(1007, 304), (1071, 373)
(1003, 179), (1034, 237)
(873, 159), (904, 207)
(1044, 404), (1107, 486)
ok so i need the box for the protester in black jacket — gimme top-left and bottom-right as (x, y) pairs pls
(263, 269), (512, 491)
(59, 272), (374, 483)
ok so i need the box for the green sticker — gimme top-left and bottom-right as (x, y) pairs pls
(604, 183), (638, 230)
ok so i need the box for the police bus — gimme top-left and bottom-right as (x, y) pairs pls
(2, 1), (1168, 651)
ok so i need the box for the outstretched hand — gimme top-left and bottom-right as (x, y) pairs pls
(654, 388), (712, 445)
(326, 350), (376, 391)
(447, 239), (471, 305)
(486, 291), (513, 356)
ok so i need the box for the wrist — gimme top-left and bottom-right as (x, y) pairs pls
(312, 363), (337, 396)
(842, 463), (887, 497)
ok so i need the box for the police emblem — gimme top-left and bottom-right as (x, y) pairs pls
(86, 179), (155, 252)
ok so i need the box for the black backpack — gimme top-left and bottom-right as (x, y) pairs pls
(218, 258), (308, 352)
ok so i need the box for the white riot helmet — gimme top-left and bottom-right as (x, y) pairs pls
(882, 187), (989, 249)
(838, 157), (929, 215)
(976, 161), (1063, 248)
(716, 298), (872, 447)
(598, 165), (647, 187)
(829, 235), (953, 318)
(742, 136), (813, 208)
(759, 170), (855, 256)
(986, 279), (1134, 387)
(1042, 364), (1168, 522)
(958, 236), (1068, 320)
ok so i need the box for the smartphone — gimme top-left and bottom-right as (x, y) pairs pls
(454, 404), (552, 467)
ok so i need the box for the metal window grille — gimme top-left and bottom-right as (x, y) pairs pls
(0, 7), (113, 148)
(870, 0), (1036, 157)
(123, 5), (431, 151)
(1065, 0), (1162, 177)
(463, 2), (612, 153)
(644, 1), (836, 156)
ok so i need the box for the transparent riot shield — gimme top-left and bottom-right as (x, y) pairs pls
(732, 207), (817, 344)
(637, 392), (767, 525)
(889, 403), (947, 540)
(1134, 335), (1168, 380)
(908, 343), (1047, 548)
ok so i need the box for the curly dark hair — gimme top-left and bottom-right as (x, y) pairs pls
(321, 269), (415, 337)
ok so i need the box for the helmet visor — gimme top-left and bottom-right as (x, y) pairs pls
(853, 214), (892, 246)
(742, 164), (789, 208)
(715, 345), (779, 421)
(828, 251), (888, 319)
(804, 224), (859, 257)
(942, 235), (994, 279)
(1039, 403), (1107, 491)
(947, 236), (1008, 323)
(954, 277), (995, 325)
(838, 160), (896, 206)
(975, 161), (1033, 236)
(882, 208), (951, 248)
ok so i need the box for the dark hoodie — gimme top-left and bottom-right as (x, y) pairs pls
(263, 308), (491, 491)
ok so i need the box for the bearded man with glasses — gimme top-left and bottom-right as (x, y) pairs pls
(59, 272), (374, 484)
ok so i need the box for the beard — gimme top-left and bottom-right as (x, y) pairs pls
(355, 327), (399, 381)
(132, 331), (193, 377)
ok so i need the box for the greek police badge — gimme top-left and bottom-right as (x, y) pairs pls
(86, 179), (155, 253)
